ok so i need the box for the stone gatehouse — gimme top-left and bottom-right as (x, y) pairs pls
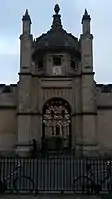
(0, 4), (111, 156)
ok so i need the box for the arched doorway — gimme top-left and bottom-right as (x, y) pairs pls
(42, 98), (71, 150)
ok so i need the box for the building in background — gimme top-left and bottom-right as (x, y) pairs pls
(0, 4), (111, 156)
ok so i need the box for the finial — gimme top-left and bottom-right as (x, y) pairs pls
(22, 9), (32, 24)
(51, 4), (62, 30)
(82, 8), (91, 23)
(25, 9), (29, 16)
(84, 9), (88, 15)
(54, 4), (60, 14)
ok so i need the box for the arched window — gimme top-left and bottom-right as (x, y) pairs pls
(42, 98), (71, 149)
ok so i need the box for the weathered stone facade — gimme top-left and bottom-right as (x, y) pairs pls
(0, 5), (111, 156)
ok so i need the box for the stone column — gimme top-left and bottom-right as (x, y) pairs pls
(80, 10), (98, 156)
(16, 10), (33, 156)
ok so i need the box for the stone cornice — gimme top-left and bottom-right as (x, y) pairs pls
(71, 112), (97, 116)
(80, 33), (93, 40)
(97, 106), (112, 110)
(18, 72), (95, 77)
(17, 112), (42, 115)
(0, 106), (16, 109)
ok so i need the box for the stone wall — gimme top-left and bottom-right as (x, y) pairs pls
(0, 85), (17, 153)
(1, 82), (112, 155)
(97, 84), (112, 108)
(97, 109), (112, 154)
(96, 84), (112, 154)
(0, 84), (17, 107)
(0, 109), (17, 151)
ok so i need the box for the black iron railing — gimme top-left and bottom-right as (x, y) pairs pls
(0, 154), (112, 194)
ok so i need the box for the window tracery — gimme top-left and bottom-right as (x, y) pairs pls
(43, 99), (71, 138)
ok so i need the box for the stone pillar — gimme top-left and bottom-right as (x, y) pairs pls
(16, 10), (33, 155)
(80, 9), (98, 156)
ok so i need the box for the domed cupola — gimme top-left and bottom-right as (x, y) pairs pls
(32, 4), (80, 62)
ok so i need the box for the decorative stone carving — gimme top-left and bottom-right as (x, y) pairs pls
(42, 88), (72, 107)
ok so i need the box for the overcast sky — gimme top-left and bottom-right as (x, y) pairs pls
(0, 0), (111, 84)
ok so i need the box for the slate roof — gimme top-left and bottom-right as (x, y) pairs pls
(33, 4), (79, 53)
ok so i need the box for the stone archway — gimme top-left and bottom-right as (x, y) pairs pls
(42, 98), (71, 150)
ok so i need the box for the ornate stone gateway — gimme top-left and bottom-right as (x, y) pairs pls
(42, 98), (71, 150)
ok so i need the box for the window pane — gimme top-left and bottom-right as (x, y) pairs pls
(53, 57), (61, 66)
